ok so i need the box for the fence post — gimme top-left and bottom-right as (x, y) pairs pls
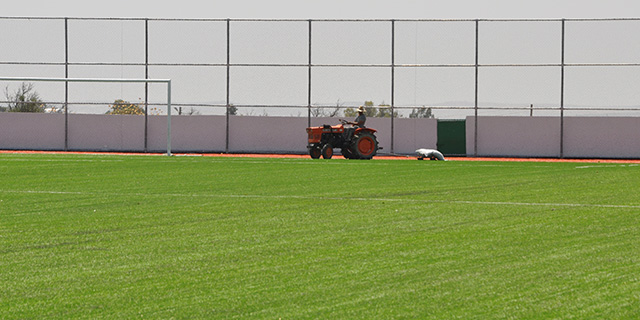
(307, 19), (312, 128)
(560, 19), (565, 158)
(225, 18), (231, 153)
(390, 19), (395, 154)
(64, 17), (69, 151)
(167, 80), (172, 156)
(144, 18), (149, 152)
(474, 19), (479, 157)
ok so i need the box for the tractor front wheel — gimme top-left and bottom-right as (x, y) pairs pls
(309, 146), (321, 159)
(321, 144), (333, 159)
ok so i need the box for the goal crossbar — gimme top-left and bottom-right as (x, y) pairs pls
(0, 77), (173, 156)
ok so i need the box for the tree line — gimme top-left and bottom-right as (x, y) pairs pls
(3, 83), (435, 118)
(313, 100), (435, 119)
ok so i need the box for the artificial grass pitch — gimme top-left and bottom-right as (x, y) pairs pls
(1, 154), (639, 319)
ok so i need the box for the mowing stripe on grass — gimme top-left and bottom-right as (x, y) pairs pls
(3, 189), (639, 210)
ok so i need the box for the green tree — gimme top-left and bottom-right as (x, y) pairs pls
(3, 82), (46, 113)
(375, 102), (398, 118)
(409, 106), (435, 118)
(106, 99), (145, 115)
(345, 101), (375, 117)
(343, 107), (357, 117)
(344, 101), (398, 118)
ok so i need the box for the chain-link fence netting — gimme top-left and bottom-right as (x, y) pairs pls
(2, 17), (640, 118)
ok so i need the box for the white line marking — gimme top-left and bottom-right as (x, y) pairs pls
(576, 164), (639, 169)
(2, 190), (639, 209)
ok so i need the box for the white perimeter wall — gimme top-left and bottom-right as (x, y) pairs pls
(467, 116), (640, 158)
(0, 114), (437, 155)
(3, 113), (639, 158)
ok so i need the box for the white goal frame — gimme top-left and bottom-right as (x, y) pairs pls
(0, 77), (173, 156)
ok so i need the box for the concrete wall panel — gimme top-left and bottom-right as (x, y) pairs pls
(0, 113), (65, 150)
(466, 116), (561, 157)
(564, 117), (640, 158)
(68, 114), (145, 151)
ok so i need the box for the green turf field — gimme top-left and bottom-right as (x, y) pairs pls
(1, 154), (639, 319)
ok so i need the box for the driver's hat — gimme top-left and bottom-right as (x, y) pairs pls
(357, 106), (365, 113)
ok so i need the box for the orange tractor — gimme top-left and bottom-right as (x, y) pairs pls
(306, 120), (381, 159)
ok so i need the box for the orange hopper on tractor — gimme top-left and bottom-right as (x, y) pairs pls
(306, 120), (381, 159)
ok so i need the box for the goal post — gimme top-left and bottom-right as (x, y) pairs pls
(0, 77), (173, 156)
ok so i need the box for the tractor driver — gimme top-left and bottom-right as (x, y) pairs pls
(346, 106), (366, 128)
(343, 106), (366, 140)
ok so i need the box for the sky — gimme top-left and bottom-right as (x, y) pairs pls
(5, 0), (640, 20)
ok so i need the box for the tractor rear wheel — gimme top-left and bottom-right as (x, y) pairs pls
(321, 144), (333, 159)
(352, 132), (378, 159)
(309, 146), (321, 159)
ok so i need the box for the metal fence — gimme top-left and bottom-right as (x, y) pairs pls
(2, 17), (640, 153)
